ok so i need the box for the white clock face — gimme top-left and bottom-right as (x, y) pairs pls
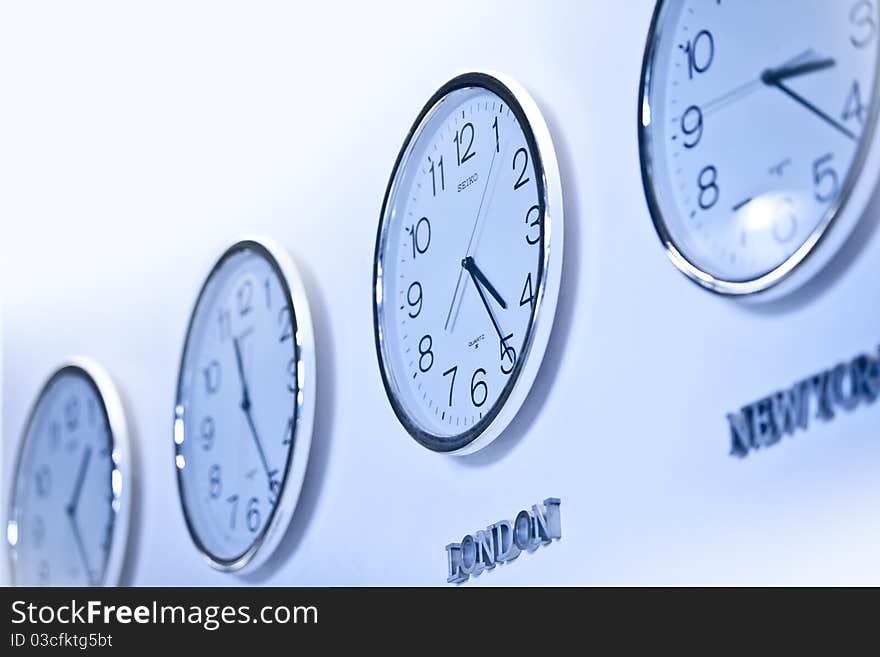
(640, 0), (880, 293)
(7, 365), (125, 586)
(175, 240), (312, 571)
(374, 73), (562, 454)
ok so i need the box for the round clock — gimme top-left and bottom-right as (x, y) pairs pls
(174, 238), (315, 572)
(639, 0), (880, 296)
(6, 360), (132, 586)
(373, 71), (564, 454)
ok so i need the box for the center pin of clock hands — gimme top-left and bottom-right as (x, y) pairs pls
(444, 142), (504, 333)
(232, 336), (274, 492)
(66, 445), (97, 585)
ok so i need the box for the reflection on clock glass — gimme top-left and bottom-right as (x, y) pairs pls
(9, 369), (116, 586)
(641, 0), (880, 288)
(176, 244), (299, 565)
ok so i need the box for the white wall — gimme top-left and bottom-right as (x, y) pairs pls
(2, 0), (880, 585)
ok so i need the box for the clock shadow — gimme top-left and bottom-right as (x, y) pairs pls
(457, 103), (582, 467)
(737, 181), (880, 315)
(240, 257), (335, 583)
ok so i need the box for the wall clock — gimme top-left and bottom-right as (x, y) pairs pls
(373, 71), (564, 454)
(6, 359), (132, 586)
(639, 0), (880, 296)
(174, 238), (315, 572)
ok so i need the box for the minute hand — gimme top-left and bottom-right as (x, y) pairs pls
(462, 256), (507, 309)
(761, 59), (856, 141)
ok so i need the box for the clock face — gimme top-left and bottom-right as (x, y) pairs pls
(640, 0), (880, 294)
(175, 239), (314, 571)
(7, 364), (127, 586)
(374, 72), (563, 454)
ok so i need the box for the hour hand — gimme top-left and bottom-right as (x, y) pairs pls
(462, 256), (507, 309)
(761, 57), (835, 85)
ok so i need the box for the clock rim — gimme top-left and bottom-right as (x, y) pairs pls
(373, 70), (564, 455)
(173, 236), (316, 573)
(5, 358), (133, 586)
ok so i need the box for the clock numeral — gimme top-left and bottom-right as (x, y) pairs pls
(32, 515), (46, 549)
(279, 306), (293, 342)
(200, 415), (215, 451)
(407, 217), (431, 259)
(418, 335), (434, 373)
(682, 29), (714, 79)
(442, 365), (458, 406)
(86, 397), (98, 427)
(203, 359), (221, 394)
(34, 465), (51, 498)
(407, 281), (423, 318)
(209, 464), (222, 499)
(48, 421), (61, 450)
(38, 559), (50, 586)
(525, 205), (541, 245)
(812, 153), (839, 203)
(513, 147), (531, 191)
(282, 415), (294, 446)
(850, 0), (877, 48)
(64, 396), (80, 432)
(268, 472), (281, 506)
(492, 116), (500, 153)
(697, 165), (719, 210)
(429, 155), (445, 196)
(470, 368), (488, 407)
(226, 494), (239, 529)
(500, 334), (517, 375)
(287, 357), (297, 393)
(454, 122), (476, 166)
(772, 196), (798, 244)
(681, 105), (703, 149)
(247, 497), (261, 532)
(520, 272), (535, 310)
(842, 80), (867, 125)
(218, 308), (231, 341)
(236, 279), (254, 316)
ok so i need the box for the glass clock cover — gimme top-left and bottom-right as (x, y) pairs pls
(640, 0), (880, 295)
(374, 72), (563, 454)
(174, 238), (315, 573)
(7, 361), (131, 586)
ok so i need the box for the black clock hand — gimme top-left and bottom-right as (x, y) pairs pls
(66, 446), (92, 515)
(761, 61), (856, 141)
(233, 337), (274, 489)
(465, 263), (506, 343)
(762, 57), (835, 84)
(67, 513), (97, 585)
(700, 51), (831, 117)
(462, 256), (507, 309)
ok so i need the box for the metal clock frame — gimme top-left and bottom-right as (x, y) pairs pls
(6, 358), (133, 586)
(638, 0), (880, 297)
(373, 71), (564, 455)
(173, 237), (316, 573)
